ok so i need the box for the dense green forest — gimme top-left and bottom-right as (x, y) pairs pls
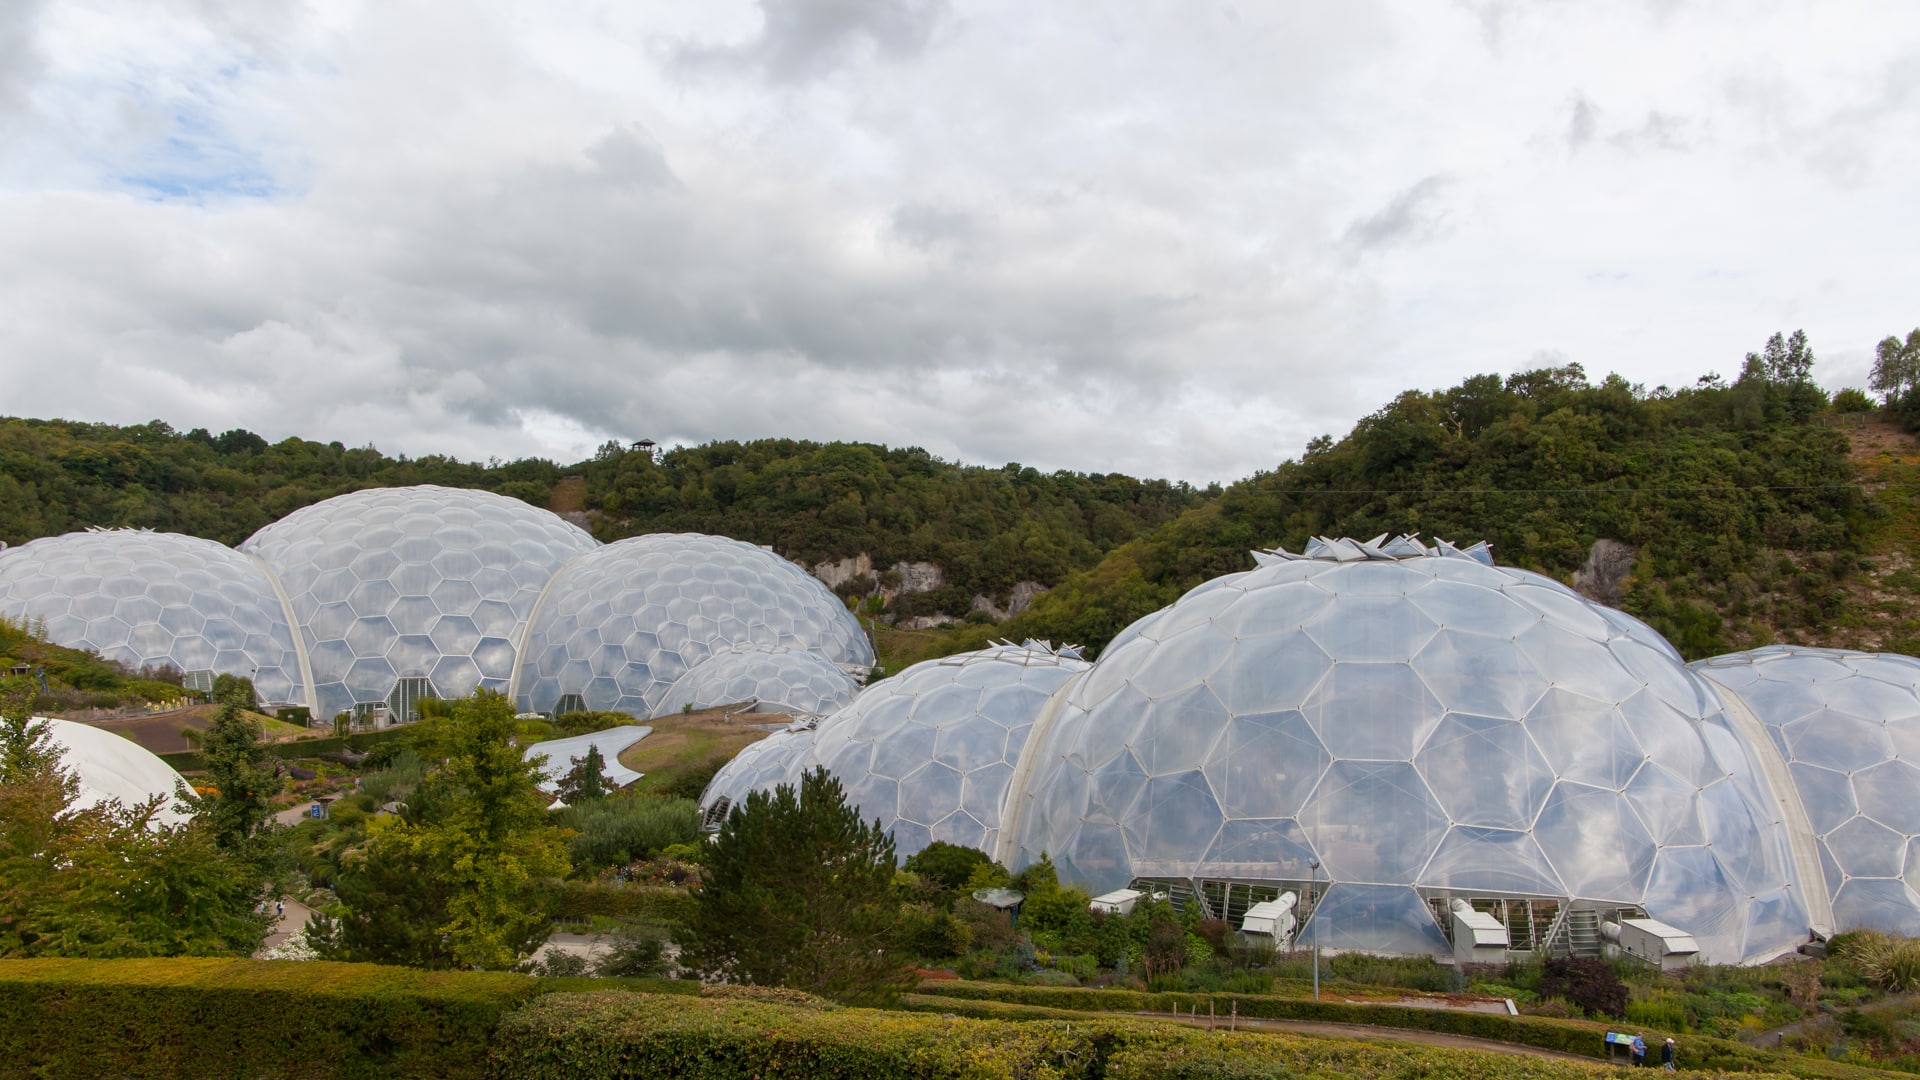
(995, 336), (1870, 659)
(0, 327), (1900, 663)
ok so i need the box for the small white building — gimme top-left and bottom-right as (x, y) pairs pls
(1449, 900), (1510, 964)
(1241, 893), (1299, 943)
(1607, 918), (1701, 971)
(1089, 888), (1145, 916)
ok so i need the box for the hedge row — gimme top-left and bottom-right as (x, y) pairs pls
(910, 981), (1883, 1080)
(0, 958), (544, 1079)
(493, 991), (1750, 1080)
(550, 883), (697, 925)
(160, 728), (413, 772)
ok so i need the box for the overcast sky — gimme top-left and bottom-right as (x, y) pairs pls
(1, 1), (1915, 483)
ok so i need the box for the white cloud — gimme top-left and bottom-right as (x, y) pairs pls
(1, 0), (1917, 485)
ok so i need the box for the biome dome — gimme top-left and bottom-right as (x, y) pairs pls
(703, 535), (1866, 965)
(0, 529), (307, 706)
(514, 533), (874, 719)
(44, 717), (193, 827)
(1003, 535), (1813, 964)
(1694, 646), (1920, 936)
(240, 485), (599, 722)
(699, 721), (822, 828)
(654, 647), (861, 718)
(1, 488), (866, 728)
(714, 641), (1090, 859)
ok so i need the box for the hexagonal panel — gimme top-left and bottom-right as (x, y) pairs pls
(1299, 760), (1448, 882)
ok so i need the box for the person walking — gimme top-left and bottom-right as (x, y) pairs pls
(1629, 1034), (1646, 1067)
(1662, 1037), (1676, 1070)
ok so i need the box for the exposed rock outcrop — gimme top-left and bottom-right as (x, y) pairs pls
(1573, 539), (1635, 607)
(970, 581), (1048, 620)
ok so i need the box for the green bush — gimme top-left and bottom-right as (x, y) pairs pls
(0, 958), (543, 1079)
(493, 990), (1669, 1080)
(908, 980), (1886, 1079)
(557, 796), (701, 871)
(550, 883), (696, 925)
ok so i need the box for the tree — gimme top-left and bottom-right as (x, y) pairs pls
(680, 767), (913, 1004)
(0, 730), (270, 958)
(311, 689), (567, 969)
(902, 840), (997, 903)
(179, 702), (283, 851)
(556, 744), (610, 805)
(209, 673), (257, 711)
(1872, 329), (1920, 407)
(0, 675), (59, 781)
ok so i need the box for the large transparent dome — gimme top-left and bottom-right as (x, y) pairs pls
(655, 648), (861, 718)
(240, 485), (598, 721)
(514, 534), (875, 719)
(803, 642), (1089, 858)
(0, 530), (307, 706)
(1695, 646), (1920, 935)
(1003, 537), (1813, 964)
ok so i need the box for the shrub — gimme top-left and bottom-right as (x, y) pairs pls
(0, 958), (542, 1079)
(1539, 955), (1627, 1018)
(558, 796), (701, 871)
(550, 882), (696, 925)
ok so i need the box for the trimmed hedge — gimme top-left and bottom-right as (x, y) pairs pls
(551, 883), (696, 925)
(910, 981), (1886, 1080)
(493, 991), (1755, 1080)
(161, 728), (412, 772)
(0, 958), (545, 1079)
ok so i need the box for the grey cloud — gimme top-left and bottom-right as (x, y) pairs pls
(888, 201), (976, 253)
(1343, 175), (1453, 253)
(0, 0), (46, 117)
(1567, 96), (1598, 151)
(1608, 111), (1691, 152)
(676, 0), (950, 83)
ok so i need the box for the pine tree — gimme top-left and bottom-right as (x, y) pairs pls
(556, 744), (610, 805)
(680, 767), (913, 1004)
(181, 702), (283, 850)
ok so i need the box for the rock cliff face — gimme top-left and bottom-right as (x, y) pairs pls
(1573, 539), (1635, 607)
(970, 581), (1048, 620)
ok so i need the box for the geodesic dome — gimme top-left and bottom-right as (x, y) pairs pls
(0, 530), (306, 706)
(514, 534), (874, 719)
(655, 648), (861, 718)
(239, 485), (598, 721)
(1694, 646), (1920, 936)
(698, 722), (820, 827)
(1002, 536), (1812, 965)
(44, 717), (193, 827)
(802, 642), (1090, 858)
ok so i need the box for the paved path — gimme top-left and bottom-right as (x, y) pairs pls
(256, 897), (315, 956)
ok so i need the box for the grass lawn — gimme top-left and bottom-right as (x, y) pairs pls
(617, 706), (784, 795)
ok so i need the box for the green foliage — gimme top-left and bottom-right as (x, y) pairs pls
(1833, 387), (1875, 413)
(551, 710), (634, 737)
(910, 980), (1882, 1079)
(1538, 956), (1627, 1018)
(178, 702), (283, 851)
(313, 690), (569, 970)
(556, 744), (611, 805)
(209, 673), (257, 711)
(902, 841), (999, 907)
(1, 731), (270, 959)
(0, 417), (564, 550)
(593, 926), (671, 979)
(1830, 930), (1920, 992)
(550, 883), (696, 925)
(681, 767), (914, 1005)
(556, 796), (701, 872)
(1004, 353), (1862, 660)
(0, 957), (545, 1079)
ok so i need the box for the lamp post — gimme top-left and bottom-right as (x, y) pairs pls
(1309, 859), (1322, 1002)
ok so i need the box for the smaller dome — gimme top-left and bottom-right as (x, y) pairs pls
(516, 533), (874, 719)
(698, 722), (820, 826)
(805, 641), (1089, 859)
(44, 718), (193, 827)
(655, 648), (860, 718)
